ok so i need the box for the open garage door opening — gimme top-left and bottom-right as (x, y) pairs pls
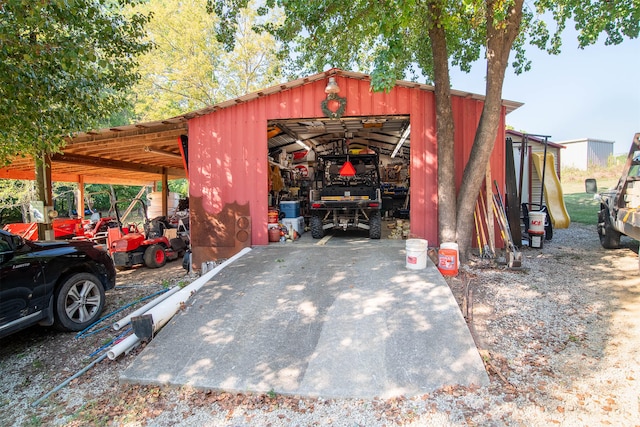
(266, 115), (411, 241)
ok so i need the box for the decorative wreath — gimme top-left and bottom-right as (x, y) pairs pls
(321, 93), (347, 119)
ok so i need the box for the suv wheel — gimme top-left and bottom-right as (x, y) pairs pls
(54, 273), (105, 331)
(598, 207), (621, 249)
(310, 214), (325, 239)
(369, 211), (382, 239)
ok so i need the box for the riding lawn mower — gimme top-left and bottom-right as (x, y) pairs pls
(109, 200), (188, 269)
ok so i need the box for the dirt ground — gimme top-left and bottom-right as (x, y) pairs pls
(1, 223), (639, 426)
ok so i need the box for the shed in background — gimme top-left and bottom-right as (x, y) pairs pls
(508, 130), (564, 208)
(507, 130), (570, 229)
(558, 137), (614, 170)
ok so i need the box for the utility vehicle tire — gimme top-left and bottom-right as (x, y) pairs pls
(598, 208), (621, 249)
(54, 273), (105, 331)
(144, 244), (167, 268)
(369, 211), (382, 239)
(310, 214), (325, 239)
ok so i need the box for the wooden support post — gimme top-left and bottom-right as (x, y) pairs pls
(77, 177), (85, 219)
(162, 170), (168, 217)
(35, 153), (53, 239)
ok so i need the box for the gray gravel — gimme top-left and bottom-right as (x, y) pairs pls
(2, 223), (639, 426)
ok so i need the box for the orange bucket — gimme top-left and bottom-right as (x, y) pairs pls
(437, 242), (459, 276)
(268, 227), (281, 242)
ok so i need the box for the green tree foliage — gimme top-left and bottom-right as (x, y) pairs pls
(0, 179), (36, 224)
(0, 0), (153, 166)
(133, 0), (282, 121)
(210, 0), (638, 258)
(210, 1), (482, 87)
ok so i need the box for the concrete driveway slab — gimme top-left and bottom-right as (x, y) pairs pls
(121, 233), (489, 398)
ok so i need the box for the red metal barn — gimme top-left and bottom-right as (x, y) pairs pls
(186, 69), (520, 266)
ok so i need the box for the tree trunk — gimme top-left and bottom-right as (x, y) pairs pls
(455, 0), (523, 260)
(429, 9), (457, 245)
(109, 185), (117, 217)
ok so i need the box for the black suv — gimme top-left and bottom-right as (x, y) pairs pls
(309, 153), (382, 239)
(0, 229), (116, 339)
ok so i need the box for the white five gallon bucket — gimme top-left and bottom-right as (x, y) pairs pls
(406, 239), (428, 270)
(528, 211), (546, 234)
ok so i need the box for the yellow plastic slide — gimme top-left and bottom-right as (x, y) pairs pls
(531, 152), (571, 228)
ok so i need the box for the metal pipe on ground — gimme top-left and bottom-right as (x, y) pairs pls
(107, 333), (142, 360)
(113, 285), (181, 331)
(32, 353), (109, 407)
(107, 247), (252, 360)
(142, 247), (252, 335)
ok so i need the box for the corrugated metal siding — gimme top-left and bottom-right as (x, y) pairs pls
(588, 140), (613, 167)
(529, 152), (543, 208)
(188, 74), (509, 264)
(561, 139), (613, 170)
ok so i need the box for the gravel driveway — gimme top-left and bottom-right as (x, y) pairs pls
(1, 222), (639, 426)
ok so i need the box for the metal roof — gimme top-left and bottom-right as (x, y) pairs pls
(506, 130), (566, 149)
(190, 68), (522, 160)
(183, 68), (523, 118)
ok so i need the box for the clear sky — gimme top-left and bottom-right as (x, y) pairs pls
(449, 31), (640, 155)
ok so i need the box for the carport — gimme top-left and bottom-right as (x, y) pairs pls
(0, 117), (189, 223)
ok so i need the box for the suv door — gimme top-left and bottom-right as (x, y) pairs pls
(0, 240), (46, 333)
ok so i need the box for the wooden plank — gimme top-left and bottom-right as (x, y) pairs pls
(486, 164), (495, 251)
(51, 152), (179, 175)
(505, 137), (522, 247)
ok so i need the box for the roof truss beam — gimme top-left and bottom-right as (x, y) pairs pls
(51, 153), (184, 177)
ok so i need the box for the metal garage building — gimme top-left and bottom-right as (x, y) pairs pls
(185, 69), (520, 266)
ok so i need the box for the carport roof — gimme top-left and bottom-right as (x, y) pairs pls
(0, 117), (189, 185)
(0, 68), (522, 185)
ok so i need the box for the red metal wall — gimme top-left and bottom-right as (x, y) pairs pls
(188, 73), (506, 265)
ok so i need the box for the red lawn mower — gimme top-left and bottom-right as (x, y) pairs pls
(109, 200), (187, 269)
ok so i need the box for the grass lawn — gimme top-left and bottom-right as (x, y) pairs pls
(563, 192), (599, 225)
(561, 177), (618, 225)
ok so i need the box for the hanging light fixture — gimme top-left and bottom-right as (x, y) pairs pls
(324, 77), (340, 95)
(295, 139), (311, 151)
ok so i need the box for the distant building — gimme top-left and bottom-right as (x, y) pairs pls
(507, 130), (565, 211)
(558, 138), (614, 170)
